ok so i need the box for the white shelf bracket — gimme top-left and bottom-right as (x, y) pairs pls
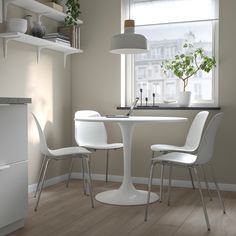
(3, 36), (20, 59)
(64, 53), (70, 68)
(37, 46), (50, 63)
(37, 46), (46, 64)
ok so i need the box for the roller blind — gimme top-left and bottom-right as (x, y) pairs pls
(131, 0), (219, 25)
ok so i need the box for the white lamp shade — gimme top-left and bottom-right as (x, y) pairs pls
(110, 33), (148, 54)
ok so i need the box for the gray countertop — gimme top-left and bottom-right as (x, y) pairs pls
(0, 97), (32, 104)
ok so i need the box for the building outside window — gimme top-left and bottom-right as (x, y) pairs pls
(123, 0), (219, 106)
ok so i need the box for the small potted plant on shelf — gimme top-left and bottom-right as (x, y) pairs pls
(57, 0), (81, 48)
(65, 0), (81, 26)
(54, 0), (81, 24)
(161, 42), (216, 106)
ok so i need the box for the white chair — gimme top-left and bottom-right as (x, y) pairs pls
(32, 114), (94, 211)
(73, 110), (123, 182)
(145, 113), (226, 231)
(151, 111), (209, 200)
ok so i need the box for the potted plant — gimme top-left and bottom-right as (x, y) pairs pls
(54, 0), (81, 25)
(65, 0), (81, 26)
(57, 0), (81, 48)
(161, 42), (216, 106)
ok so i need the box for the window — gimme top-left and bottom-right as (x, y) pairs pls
(123, 0), (219, 106)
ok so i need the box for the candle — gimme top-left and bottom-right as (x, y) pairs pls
(140, 88), (143, 106)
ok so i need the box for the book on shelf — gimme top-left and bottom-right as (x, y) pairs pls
(58, 25), (80, 49)
(45, 38), (71, 47)
(43, 37), (70, 43)
(43, 33), (70, 41)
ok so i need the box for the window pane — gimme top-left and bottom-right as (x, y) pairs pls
(134, 21), (214, 103)
(132, 0), (218, 25)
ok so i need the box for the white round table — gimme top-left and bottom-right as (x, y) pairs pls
(75, 116), (187, 206)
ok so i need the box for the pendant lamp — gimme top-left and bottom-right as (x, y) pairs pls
(110, 0), (148, 54)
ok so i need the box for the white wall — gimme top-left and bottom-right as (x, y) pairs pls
(1, 0), (235, 186)
(71, 0), (236, 184)
(0, 5), (73, 185)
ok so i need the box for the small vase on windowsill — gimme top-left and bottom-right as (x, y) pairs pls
(177, 91), (191, 107)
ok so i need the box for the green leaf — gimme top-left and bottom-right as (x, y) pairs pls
(65, 0), (81, 26)
(161, 40), (216, 89)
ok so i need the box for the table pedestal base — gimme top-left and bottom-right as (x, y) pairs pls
(95, 189), (159, 206)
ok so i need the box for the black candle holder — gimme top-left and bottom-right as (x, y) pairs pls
(152, 93), (155, 106)
(139, 88), (143, 106)
(145, 97), (148, 106)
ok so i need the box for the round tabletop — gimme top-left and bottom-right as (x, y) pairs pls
(75, 116), (187, 123)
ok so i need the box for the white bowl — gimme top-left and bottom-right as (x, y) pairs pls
(6, 18), (27, 33)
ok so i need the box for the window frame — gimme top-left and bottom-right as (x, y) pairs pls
(121, 0), (219, 107)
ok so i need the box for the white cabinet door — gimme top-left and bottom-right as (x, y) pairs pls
(0, 105), (27, 165)
(0, 161), (28, 228)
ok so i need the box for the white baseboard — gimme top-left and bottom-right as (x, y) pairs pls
(28, 174), (69, 193)
(28, 172), (236, 193)
(0, 219), (24, 236)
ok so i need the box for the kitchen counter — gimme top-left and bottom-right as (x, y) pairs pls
(0, 100), (30, 235)
(0, 97), (31, 104)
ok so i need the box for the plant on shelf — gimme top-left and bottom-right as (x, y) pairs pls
(161, 42), (216, 106)
(57, 0), (81, 48)
(65, 0), (81, 26)
(52, 0), (81, 25)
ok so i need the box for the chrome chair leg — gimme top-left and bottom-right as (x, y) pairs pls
(144, 161), (155, 222)
(152, 151), (154, 159)
(160, 163), (164, 202)
(81, 156), (87, 195)
(201, 165), (213, 201)
(34, 155), (46, 198)
(66, 157), (74, 188)
(105, 150), (109, 182)
(34, 159), (50, 211)
(193, 166), (210, 231)
(85, 155), (94, 208)
(188, 167), (195, 190)
(167, 164), (173, 206)
(209, 164), (226, 214)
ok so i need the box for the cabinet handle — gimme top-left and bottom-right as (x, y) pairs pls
(0, 165), (10, 171)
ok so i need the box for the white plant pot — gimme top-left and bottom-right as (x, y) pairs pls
(177, 91), (191, 107)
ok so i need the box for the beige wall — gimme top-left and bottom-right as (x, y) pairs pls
(1, 0), (235, 186)
(71, 0), (236, 184)
(0, 5), (72, 185)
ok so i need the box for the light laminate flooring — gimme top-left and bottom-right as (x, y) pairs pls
(9, 180), (236, 236)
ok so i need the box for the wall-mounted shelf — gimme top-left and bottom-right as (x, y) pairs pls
(0, 0), (83, 67)
(3, 0), (83, 24)
(0, 32), (83, 67)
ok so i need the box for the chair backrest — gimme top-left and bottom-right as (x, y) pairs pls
(74, 110), (108, 147)
(184, 111), (209, 151)
(32, 113), (51, 156)
(195, 113), (224, 165)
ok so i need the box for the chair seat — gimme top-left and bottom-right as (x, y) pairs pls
(153, 152), (197, 165)
(151, 144), (195, 153)
(49, 146), (91, 158)
(82, 143), (123, 150)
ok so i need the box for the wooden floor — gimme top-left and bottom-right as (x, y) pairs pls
(9, 180), (236, 236)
